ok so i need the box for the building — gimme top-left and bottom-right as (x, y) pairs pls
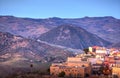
(112, 61), (120, 78)
(50, 46), (120, 78)
(50, 57), (92, 78)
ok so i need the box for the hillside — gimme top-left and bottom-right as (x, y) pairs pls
(110, 42), (120, 49)
(0, 31), (74, 64)
(38, 24), (111, 49)
(0, 16), (120, 43)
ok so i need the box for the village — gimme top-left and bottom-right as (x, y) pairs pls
(50, 46), (120, 78)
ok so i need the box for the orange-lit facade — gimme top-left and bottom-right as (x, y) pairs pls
(50, 57), (91, 78)
(112, 61), (120, 78)
(50, 46), (120, 78)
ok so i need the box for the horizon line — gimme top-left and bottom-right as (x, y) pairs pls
(0, 15), (119, 19)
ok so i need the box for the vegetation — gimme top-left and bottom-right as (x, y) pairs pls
(1, 62), (51, 78)
(58, 71), (65, 77)
(83, 48), (89, 54)
(99, 64), (112, 75)
(85, 73), (90, 77)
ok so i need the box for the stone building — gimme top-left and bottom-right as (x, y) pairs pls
(50, 57), (91, 78)
(112, 61), (120, 78)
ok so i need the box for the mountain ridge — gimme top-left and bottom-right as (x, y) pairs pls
(0, 15), (119, 43)
(0, 31), (74, 63)
(38, 24), (111, 49)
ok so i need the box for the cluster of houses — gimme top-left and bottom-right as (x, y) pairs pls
(50, 46), (120, 78)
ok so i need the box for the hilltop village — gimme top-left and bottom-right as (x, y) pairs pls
(50, 46), (120, 78)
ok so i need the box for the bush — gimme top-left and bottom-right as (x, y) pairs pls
(58, 71), (65, 77)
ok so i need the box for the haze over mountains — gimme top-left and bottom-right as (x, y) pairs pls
(0, 16), (120, 64)
(0, 16), (120, 43)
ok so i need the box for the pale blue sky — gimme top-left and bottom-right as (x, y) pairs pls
(0, 0), (120, 18)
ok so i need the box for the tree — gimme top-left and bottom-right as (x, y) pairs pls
(58, 71), (65, 77)
(85, 73), (89, 77)
(30, 64), (33, 73)
(83, 48), (89, 54)
(113, 75), (119, 78)
(99, 65), (104, 74)
(30, 64), (33, 68)
(46, 68), (50, 75)
(103, 65), (111, 75)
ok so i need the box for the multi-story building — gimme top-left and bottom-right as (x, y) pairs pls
(50, 46), (120, 78)
(50, 57), (91, 78)
(112, 61), (120, 78)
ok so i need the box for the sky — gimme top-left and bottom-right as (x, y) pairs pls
(0, 0), (120, 19)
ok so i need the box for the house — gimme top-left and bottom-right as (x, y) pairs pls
(50, 57), (92, 78)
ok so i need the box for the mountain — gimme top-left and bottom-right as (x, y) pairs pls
(0, 16), (50, 38)
(0, 31), (74, 64)
(0, 16), (120, 43)
(110, 42), (120, 48)
(38, 24), (111, 49)
(70, 16), (120, 43)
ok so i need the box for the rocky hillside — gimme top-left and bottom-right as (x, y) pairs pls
(38, 24), (111, 49)
(0, 16), (50, 38)
(0, 16), (120, 43)
(110, 42), (120, 49)
(70, 16), (120, 43)
(0, 32), (74, 64)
